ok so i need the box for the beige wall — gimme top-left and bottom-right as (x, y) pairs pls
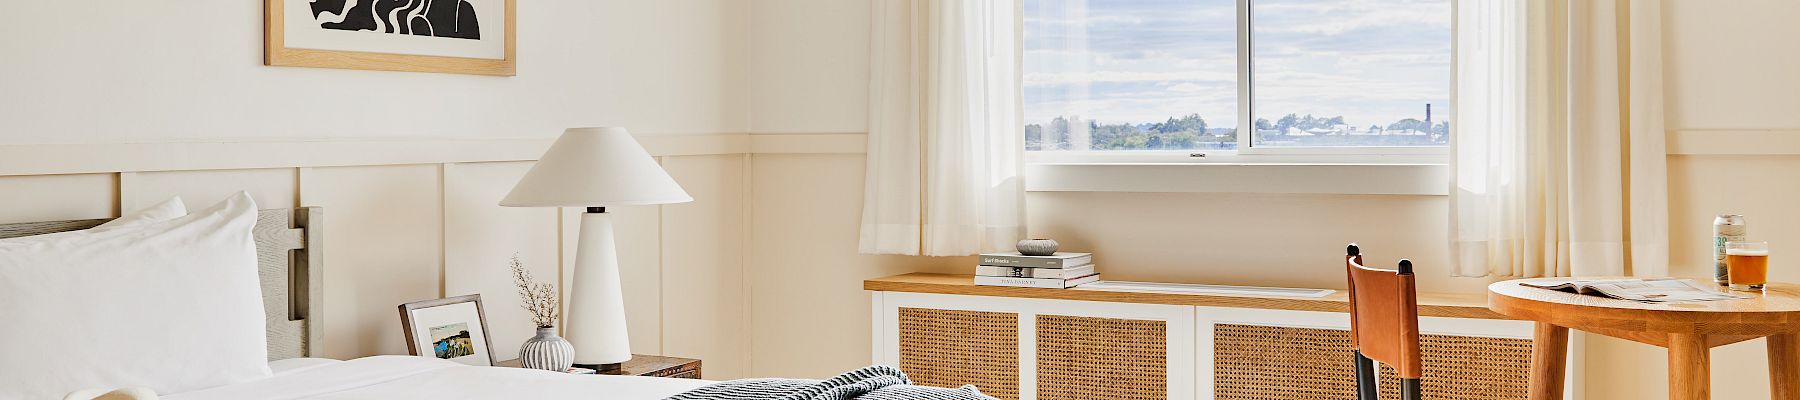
(0, 0), (762, 380)
(0, 1), (744, 143)
(731, 0), (1497, 382)
(1584, 1), (1800, 399)
(736, 3), (1800, 400)
(3, 0), (1798, 394)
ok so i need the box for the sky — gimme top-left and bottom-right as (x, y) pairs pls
(1023, 0), (1452, 130)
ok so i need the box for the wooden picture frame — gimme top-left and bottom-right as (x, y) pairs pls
(265, 0), (517, 76)
(399, 294), (498, 366)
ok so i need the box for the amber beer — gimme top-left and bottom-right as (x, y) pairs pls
(1726, 241), (1770, 291)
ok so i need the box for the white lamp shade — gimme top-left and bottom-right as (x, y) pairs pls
(501, 127), (693, 207)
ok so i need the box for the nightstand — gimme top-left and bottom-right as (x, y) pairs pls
(498, 355), (702, 379)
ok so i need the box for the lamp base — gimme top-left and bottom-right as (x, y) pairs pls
(566, 209), (634, 366)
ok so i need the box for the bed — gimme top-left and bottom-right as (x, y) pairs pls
(1, 198), (996, 400)
(164, 356), (706, 399)
(0, 204), (712, 399)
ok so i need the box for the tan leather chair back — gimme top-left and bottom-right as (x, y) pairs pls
(1345, 244), (1424, 379)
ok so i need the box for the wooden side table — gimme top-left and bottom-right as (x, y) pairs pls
(498, 355), (702, 379)
(1489, 279), (1800, 400)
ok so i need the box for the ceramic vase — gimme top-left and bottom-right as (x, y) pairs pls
(520, 327), (575, 371)
(1017, 239), (1060, 256)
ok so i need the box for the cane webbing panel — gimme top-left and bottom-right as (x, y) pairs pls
(1378, 334), (1532, 400)
(897, 308), (1020, 399)
(1214, 324), (1531, 400)
(1035, 315), (1168, 400)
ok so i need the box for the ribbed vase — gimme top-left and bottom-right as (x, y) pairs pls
(519, 327), (575, 372)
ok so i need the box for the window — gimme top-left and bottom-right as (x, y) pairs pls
(1024, 0), (1452, 157)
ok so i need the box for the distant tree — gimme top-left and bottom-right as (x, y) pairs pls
(1151, 114), (1207, 134)
(1368, 124), (1381, 133)
(1387, 118), (1428, 132)
(1275, 113), (1299, 133)
(1255, 118), (1273, 131)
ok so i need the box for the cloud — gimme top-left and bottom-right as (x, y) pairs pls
(1023, 70), (1237, 86)
(1022, 0), (1453, 129)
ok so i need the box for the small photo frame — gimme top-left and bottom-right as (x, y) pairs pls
(399, 294), (496, 366)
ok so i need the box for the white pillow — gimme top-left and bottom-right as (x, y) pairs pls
(0, 192), (270, 399)
(92, 196), (187, 231)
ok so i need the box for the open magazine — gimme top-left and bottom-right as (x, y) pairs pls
(1520, 278), (1749, 303)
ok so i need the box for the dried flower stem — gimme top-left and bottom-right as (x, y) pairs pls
(510, 254), (561, 328)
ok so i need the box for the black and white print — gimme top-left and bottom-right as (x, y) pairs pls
(308, 0), (481, 40)
(276, 0), (507, 62)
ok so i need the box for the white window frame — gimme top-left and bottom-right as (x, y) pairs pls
(1024, 0), (1453, 194)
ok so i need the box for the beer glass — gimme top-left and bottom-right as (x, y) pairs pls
(1727, 241), (1770, 291)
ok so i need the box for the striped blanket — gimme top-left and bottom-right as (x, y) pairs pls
(665, 365), (996, 400)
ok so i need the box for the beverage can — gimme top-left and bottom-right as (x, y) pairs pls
(1714, 214), (1746, 285)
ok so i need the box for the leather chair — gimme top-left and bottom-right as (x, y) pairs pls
(1345, 244), (1423, 400)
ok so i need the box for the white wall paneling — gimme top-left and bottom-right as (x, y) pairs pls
(0, 133), (851, 371)
(747, 153), (975, 378)
(119, 168), (299, 212)
(748, 133), (869, 154)
(298, 165), (446, 360)
(0, 173), (118, 224)
(658, 154), (751, 379)
(0, 135), (745, 177)
(749, 154), (881, 378)
(442, 162), (561, 358)
(1666, 129), (1800, 155)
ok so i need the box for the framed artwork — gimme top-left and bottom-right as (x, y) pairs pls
(265, 0), (516, 76)
(399, 294), (497, 366)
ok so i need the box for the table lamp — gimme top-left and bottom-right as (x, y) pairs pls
(500, 127), (692, 370)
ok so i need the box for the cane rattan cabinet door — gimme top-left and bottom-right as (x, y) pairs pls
(878, 293), (1195, 400)
(1212, 323), (1532, 400)
(1036, 314), (1170, 400)
(896, 307), (1022, 399)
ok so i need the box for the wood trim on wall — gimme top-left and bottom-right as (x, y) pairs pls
(1667, 129), (1800, 155)
(749, 133), (868, 154)
(0, 133), (869, 177)
(9, 128), (1786, 178)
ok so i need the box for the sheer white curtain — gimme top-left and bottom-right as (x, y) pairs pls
(861, 0), (1026, 256)
(1451, 0), (1668, 278)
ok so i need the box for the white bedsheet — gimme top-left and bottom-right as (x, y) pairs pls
(166, 356), (711, 400)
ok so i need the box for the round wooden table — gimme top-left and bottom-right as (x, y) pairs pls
(1489, 278), (1800, 400)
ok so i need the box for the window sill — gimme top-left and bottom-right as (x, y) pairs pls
(1024, 162), (1449, 195)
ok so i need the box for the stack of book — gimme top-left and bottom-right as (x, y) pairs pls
(974, 252), (1099, 289)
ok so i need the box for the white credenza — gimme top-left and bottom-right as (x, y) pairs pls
(868, 274), (1577, 400)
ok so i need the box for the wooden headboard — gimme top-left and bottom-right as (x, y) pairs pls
(0, 207), (326, 360)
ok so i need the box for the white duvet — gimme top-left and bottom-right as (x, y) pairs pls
(163, 356), (711, 400)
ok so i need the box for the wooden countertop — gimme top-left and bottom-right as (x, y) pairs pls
(865, 273), (1507, 320)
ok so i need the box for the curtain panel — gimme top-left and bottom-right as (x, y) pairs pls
(1450, 0), (1668, 278)
(861, 0), (1027, 256)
